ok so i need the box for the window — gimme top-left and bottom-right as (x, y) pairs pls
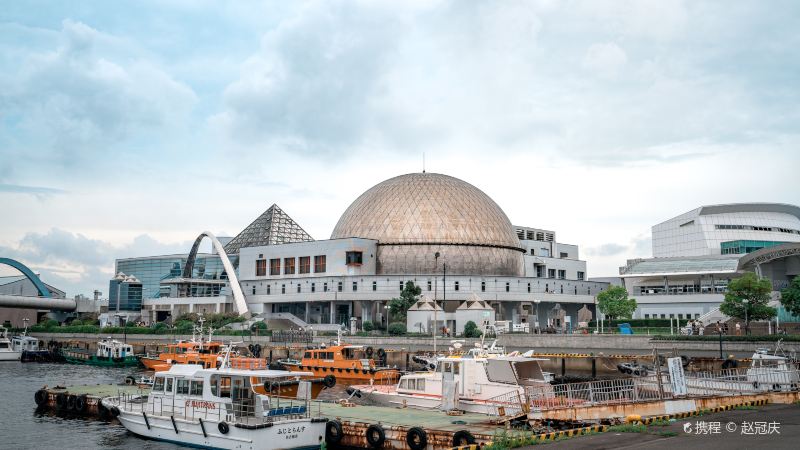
(297, 284), (301, 293)
(560, 252), (568, 258)
(269, 259), (281, 276)
(284, 257), (295, 275)
(323, 283), (328, 292)
(256, 259), (267, 276)
(311, 283), (315, 293)
(454, 281), (459, 291)
(660, 314), (666, 319)
(505, 282), (510, 292)
(299, 256), (311, 274)
(267, 285), (271, 295)
(337, 281), (343, 292)
(427, 281), (432, 291)
(177, 379), (190, 395)
(548, 269), (556, 279)
(251, 286), (256, 295)
(165, 377), (174, 394)
(645, 314), (650, 319)
(558, 270), (566, 280)
(577, 271), (585, 281)
(481, 281), (486, 292)
(536, 266), (545, 278)
(400, 281), (404, 291)
(190, 380), (203, 396)
(352, 281), (358, 291)
(527, 283), (531, 293)
(219, 376), (231, 398)
(281, 284), (286, 294)
(372, 281), (377, 291)
(540, 248), (550, 257)
(346, 251), (363, 265)
(314, 255), (327, 273)
(153, 377), (165, 392)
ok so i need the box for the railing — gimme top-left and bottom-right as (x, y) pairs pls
(524, 367), (800, 412)
(484, 389), (529, 418)
(109, 392), (320, 426)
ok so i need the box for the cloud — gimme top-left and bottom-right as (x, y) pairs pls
(0, 183), (66, 196)
(0, 20), (197, 164)
(0, 228), (194, 296)
(582, 43), (627, 76)
(587, 243), (628, 257)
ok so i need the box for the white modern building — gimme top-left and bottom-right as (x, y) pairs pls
(619, 203), (800, 320)
(128, 172), (608, 333)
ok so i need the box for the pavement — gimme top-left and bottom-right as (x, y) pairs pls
(522, 403), (800, 450)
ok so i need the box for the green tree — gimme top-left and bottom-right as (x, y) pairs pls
(596, 286), (637, 321)
(362, 321), (374, 332)
(388, 281), (422, 322)
(463, 321), (482, 338)
(719, 273), (776, 330)
(780, 277), (800, 318)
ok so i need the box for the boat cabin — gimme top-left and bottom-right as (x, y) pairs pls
(12, 335), (39, 352)
(300, 345), (375, 370)
(97, 339), (133, 359)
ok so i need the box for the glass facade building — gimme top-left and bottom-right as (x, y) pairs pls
(115, 254), (229, 300)
(108, 278), (143, 312)
(720, 240), (786, 255)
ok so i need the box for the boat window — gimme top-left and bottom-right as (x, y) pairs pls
(304, 352), (311, 358)
(416, 379), (425, 390)
(176, 379), (190, 395)
(165, 377), (174, 394)
(153, 377), (165, 392)
(399, 379), (407, 389)
(190, 380), (204, 396)
(211, 376), (218, 396)
(219, 376), (232, 398)
(453, 363), (460, 375)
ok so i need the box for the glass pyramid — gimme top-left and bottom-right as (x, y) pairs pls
(223, 204), (314, 254)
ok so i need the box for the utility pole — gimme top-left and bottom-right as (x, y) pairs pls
(654, 347), (665, 400)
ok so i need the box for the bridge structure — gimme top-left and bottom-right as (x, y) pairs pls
(0, 257), (76, 311)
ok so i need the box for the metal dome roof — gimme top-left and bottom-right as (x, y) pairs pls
(331, 172), (521, 250)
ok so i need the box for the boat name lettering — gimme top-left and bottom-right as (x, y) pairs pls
(185, 400), (216, 409)
(278, 425), (306, 439)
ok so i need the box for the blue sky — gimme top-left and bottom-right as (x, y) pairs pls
(1, 0), (799, 297)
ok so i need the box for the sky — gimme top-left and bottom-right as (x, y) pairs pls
(1, 0), (798, 297)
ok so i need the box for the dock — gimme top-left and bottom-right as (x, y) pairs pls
(35, 383), (148, 417)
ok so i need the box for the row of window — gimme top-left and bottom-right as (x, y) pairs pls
(644, 313), (701, 319)
(250, 279), (595, 296)
(255, 251), (366, 277)
(715, 224), (800, 235)
(152, 377), (204, 396)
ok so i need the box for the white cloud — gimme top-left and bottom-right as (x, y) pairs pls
(582, 42), (627, 76)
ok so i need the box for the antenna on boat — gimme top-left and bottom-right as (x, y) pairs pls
(219, 341), (243, 369)
(22, 318), (29, 337)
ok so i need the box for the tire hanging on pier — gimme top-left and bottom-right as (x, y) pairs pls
(406, 427), (428, 450)
(66, 395), (77, 411)
(218, 421), (230, 434)
(34, 389), (48, 407)
(55, 393), (67, 410)
(125, 375), (136, 385)
(365, 346), (374, 357)
(325, 420), (344, 444)
(377, 348), (386, 359)
(452, 430), (476, 446)
(365, 424), (385, 449)
(323, 375), (337, 388)
(75, 395), (88, 413)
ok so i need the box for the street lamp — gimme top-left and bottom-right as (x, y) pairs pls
(533, 299), (541, 334)
(383, 304), (389, 334)
(743, 299), (749, 335)
(434, 251), (440, 353)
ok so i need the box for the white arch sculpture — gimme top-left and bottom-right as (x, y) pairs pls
(183, 231), (250, 318)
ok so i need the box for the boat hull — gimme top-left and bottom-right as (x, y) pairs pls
(117, 410), (325, 450)
(357, 386), (500, 414)
(0, 350), (22, 361)
(282, 363), (399, 384)
(61, 349), (140, 367)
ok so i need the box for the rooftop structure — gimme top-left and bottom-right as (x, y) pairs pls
(223, 204), (314, 255)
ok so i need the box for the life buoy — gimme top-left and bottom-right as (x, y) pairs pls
(406, 427), (428, 450)
(75, 395), (88, 413)
(452, 430), (476, 446)
(366, 424), (385, 449)
(35, 389), (48, 407)
(66, 395), (77, 410)
(326, 420), (344, 444)
(377, 348), (386, 359)
(55, 393), (67, 410)
(323, 375), (337, 388)
(365, 346), (374, 357)
(218, 421), (230, 434)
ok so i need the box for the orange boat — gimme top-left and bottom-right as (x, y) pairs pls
(279, 343), (400, 383)
(140, 340), (269, 372)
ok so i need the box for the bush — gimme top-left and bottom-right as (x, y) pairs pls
(588, 319), (683, 327)
(463, 321), (482, 338)
(388, 323), (407, 336)
(362, 321), (374, 332)
(651, 334), (800, 342)
(250, 321), (268, 332)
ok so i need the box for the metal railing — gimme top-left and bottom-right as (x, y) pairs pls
(524, 367), (800, 412)
(484, 389), (529, 418)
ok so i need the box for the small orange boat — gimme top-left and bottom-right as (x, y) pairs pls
(140, 340), (270, 372)
(279, 342), (400, 383)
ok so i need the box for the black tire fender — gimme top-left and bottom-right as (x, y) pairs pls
(365, 346), (374, 357)
(406, 427), (427, 450)
(75, 395), (88, 413)
(125, 375), (136, 385)
(98, 402), (109, 419)
(34, 389), (49, 407)
(366, 424), (385, 449)
(323, 374), (337, 388)
(109, 406), (120, 418)
(326, 420), (344, 444)
(377, 348), (386, 359)
(66, 395), (77, 410)
(452, 430), (476, 446)
(218, 421), (230, 434)
(55, 393), (67, 410)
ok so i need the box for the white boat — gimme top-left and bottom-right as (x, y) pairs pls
(352, 343), (553, 415)
(105, 362), (327, 450)
(0, 326), (22, 361)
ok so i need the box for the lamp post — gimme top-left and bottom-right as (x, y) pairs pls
(433, 252), (440, 353)
(534, 299), (541, 334)
(743, 299), (749, 335)
(384, 304), (389, 334)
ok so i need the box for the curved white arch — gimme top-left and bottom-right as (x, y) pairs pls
(184, 231), (250, 318)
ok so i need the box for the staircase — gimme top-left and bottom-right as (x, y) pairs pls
(260, 312), (343, 332)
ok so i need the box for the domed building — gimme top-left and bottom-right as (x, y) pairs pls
(331, 173), (525, 277)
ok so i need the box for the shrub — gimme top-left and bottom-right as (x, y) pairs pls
(388, 323), (407, 335)
(362, 321), (374, 332)
(250, 321), (268, 332)
(463, 321), (482, 338)
(651, 334), (800, 342)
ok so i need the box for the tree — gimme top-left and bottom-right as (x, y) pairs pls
(719, 273), (776, 330)
(596, 286), (637, 321)
(463, 321), (482, 338)
(388, 281), (422, 322)
(780, 276), (800, 318)
(362, 321), (374, 332)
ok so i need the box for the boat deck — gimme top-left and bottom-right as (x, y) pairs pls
(49, 383), (148, 397)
